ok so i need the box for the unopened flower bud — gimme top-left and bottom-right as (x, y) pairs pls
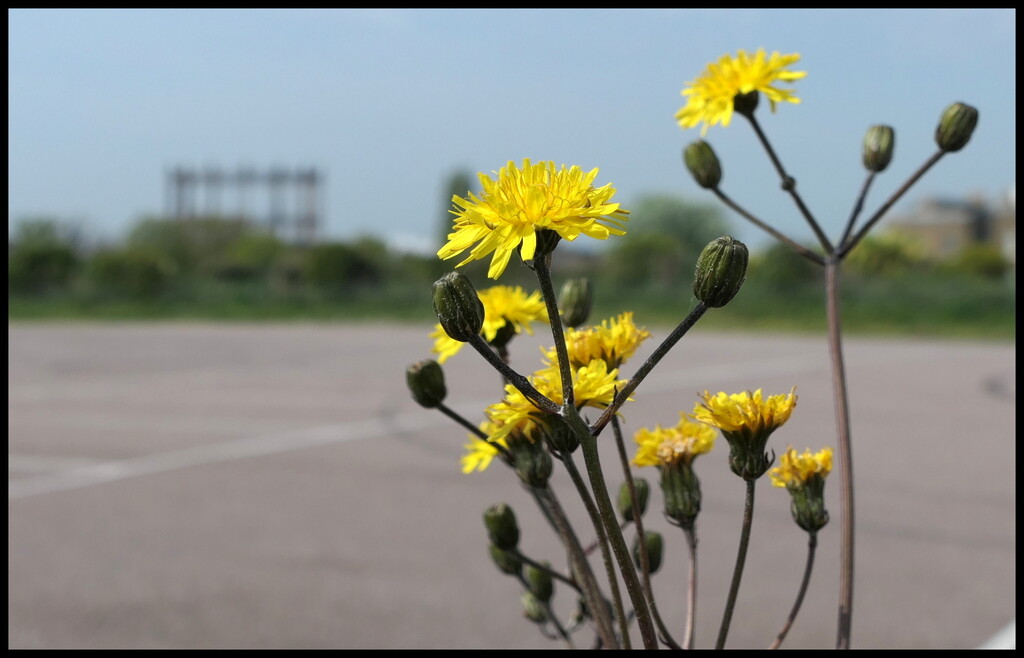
(431, 271), (484, 342)
(617, 478), (650, 522)
(661, 462), (702, 528)
(693, 236), (748, 308)
(935, 102), (979, 152)
(558, 277), (593, 328)
(538, 415), (579, 455)
(405, 359), (446, 408)
(633, 530), (664, 574)
(521, 592), (547, 623)
(684, 140), (723, 189)
(526, 561), (554, 602)
(483, 503), (519, 550)
(488, 544), (522, 576)
(862, 125), (895, 173)
(788, 476), (830, 533)
(509, 438), (553, 488)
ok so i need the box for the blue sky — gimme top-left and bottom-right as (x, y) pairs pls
(8, 8), (1016, 253)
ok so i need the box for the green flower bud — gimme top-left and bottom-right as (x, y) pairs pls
(632, 530), (664, 574)
(483, 503), (519, 550)
(537, 415), (579, 455)
(683, 140), (723, 189)
(935, 102), (979, 152)
(521, 592), (547, 623)
(431, 271), (484, 342)
(661, 462), (702, 528)
(617, 478), (650, 522)
(558, 277), (593, 328)
(488, 544), (522, 576)
(862, 125), (895, 173)
(733, 90), (760, 117)
(787, 475), (830, 533)
(405, 359), (447, 408)
(693, 236), (748, 308)
(526, 561), (554, 602)
(729, 443), (774, 482)
(509, 437), (553, 488)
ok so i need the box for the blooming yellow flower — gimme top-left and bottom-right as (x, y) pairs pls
(430, 285), (548, 363)
(694, 386), (798, 480)
(438, 159), (630, 279)
(633, 413), (716, 468)
(546, 312), (651, 370)
(461, 433), (509, 474)
(676, 49), (806, 135)
(770, 446), (833, 489)
(693, 386), (798, 442)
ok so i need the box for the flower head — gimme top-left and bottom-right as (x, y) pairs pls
(770, 445), (832, 533)
(694, 387), (798, 480)
(633, 413), (716, 468)
(461, 431), (509, 474)
(770, 446), (833, 489)
(550, 312), (651, 370)
(431, 285), (548, 363)
(676, 49), (806, 135)
(438, 159), (630, 279)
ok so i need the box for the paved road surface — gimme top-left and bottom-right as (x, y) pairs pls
(8, 323), (1015, 649)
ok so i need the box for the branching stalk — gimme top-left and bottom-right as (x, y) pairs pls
(716, 479), (757, 650)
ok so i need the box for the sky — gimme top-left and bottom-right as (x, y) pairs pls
(8, 8), (1016, 255)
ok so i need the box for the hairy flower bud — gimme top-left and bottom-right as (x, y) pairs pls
(521, 592), (547, 623)
(617, 478), (650, 522)
(558, 277), (593, 328)
(733, 89), (760, 117)
(405, 359), (446, 408)
(632, 530), (664, 574)
(526, 562), (554, 602)
(683, 140), (723, 189)
(488, 544), (522, 576)
(862, 125), (895, 173)
(483, 503), (520, 550)
(693, 236), (748, 308)
(432, 271), (484, 342)
(661, 462), (702, 528)
(509, 438), (553, 488)
(935, 102), (979, 153)
(787, 475), (830, 533)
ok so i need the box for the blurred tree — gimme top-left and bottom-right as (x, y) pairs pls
(216, 232), (285, 282)
(85, 248), (175, 299)
(603, 195), (730, 290)
(307, 237), (389, 291)
(844, 233), (927, 278)
(944, 243), (1010, 280)
(127, 215), (253, 275)
(8, 217), (81, 294)
(747, 242), (823, 289)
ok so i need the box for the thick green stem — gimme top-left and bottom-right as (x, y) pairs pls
(716, 479), (757, 650)
(559, 451), (631, 649)
(534, 486), (620, 648)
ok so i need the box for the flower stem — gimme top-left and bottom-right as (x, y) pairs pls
(825, 259), (855, 649)
(683, 526), (698, 650)
(769, 532), (818, 650)
(534, 485), (620, 648)
(744, 112), (834, 254)
(712, 188), (825, 266)
(837, 172), (876, 252)
(466, 333), (559, 415)
(590, 302), (709, 437)
(509, 547), (582, 592)
(515, 572), (575, 649)
(716, 479), (757, 650)
(532, 253), (575, 408)
(611, 416), (683, 650)
(558, 451), (631, 649)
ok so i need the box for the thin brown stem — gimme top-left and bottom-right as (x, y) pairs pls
(716, 479), (757, 650)
(532, 254), (575, 408)
(837, 173), (877, 252)
(515, 572), (575, 649)
(683, 526), (698, 650)
(769, 532), (818, 650)
(466, 333), (559, 415)
(826, 260), (855, 649)
(712, 188), (825, 266)
(743, 111), (834, 253)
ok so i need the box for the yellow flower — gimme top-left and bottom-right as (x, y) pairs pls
(633, 413), (716, 468)
(770, 446), (833, 489)
(546, 312), (651, 370)
(694, 386), (798, 480)
(676, 49), (806, 135)
(438, 159), (630, 279)
(693, 387), (798, 442)
(460, 423), (509, 474)
(430, 285), (548, 363)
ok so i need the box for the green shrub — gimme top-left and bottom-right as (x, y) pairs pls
(85, 248), (176, 299)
